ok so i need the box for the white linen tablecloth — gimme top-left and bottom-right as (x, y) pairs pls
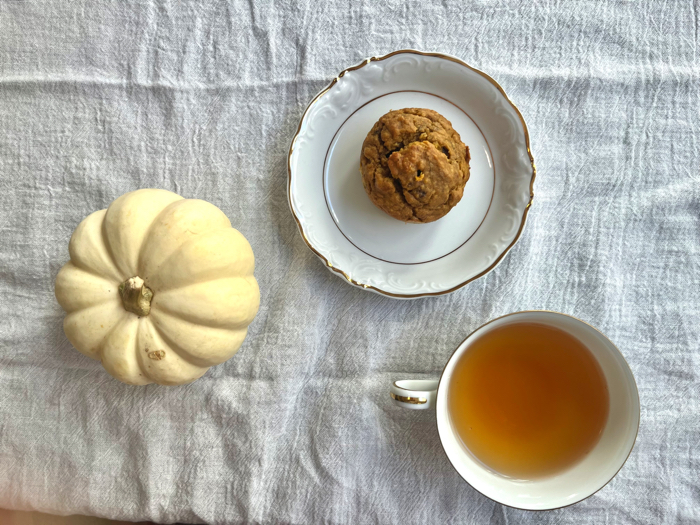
(0, 1), (698, 523)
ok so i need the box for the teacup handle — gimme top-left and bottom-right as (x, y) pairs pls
(390, 379), (439, 410)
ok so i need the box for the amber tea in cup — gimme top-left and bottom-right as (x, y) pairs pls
(446, 322), (610, 479)
(391, 311), (638, 509)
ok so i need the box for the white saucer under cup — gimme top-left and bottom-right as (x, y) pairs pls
(289, 50), (536, 298)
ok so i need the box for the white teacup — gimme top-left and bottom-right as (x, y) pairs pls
(391, 311), (639, 510)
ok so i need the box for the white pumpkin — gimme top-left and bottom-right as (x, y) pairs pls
(55, 189), (260, 385)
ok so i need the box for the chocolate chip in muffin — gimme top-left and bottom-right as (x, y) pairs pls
(360, 108), (470, 223)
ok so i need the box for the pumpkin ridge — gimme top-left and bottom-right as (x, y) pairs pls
(152, 300), (254, 330)
(149, 318), (225, 368)
(55, 262), (120, 314)
(63, 294), (115, 314)
(147, 320), (188, 361)
(99, 315), (150, 385)
(152, 276), (258, 330)
(62, 301), (129, 360)
(137, 318), (209, 384)
(102, 190), (184, 278)
(68, 262), (120, 284)
(149, 308), (249, 366)
(134, 198), (191, 276)
(95, 313), (135, 365)
(133, 319), (148, 381)
(68, 209), (124, 283)
(136, 200), (233, 279)
(135, 319), (168, 384)
(100, 215), (126, 283)
(142, 225), (240, 289)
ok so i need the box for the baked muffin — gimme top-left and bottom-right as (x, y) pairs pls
(360, 108), (470, 223)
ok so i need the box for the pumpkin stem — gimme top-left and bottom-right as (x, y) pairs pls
(118, 276), (153, 317)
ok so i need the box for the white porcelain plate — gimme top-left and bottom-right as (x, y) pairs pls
(288, 50), (536, 298)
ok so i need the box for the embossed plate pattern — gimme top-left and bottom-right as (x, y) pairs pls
(288, 50), (536, 298)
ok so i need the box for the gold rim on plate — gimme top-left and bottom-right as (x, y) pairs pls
(287, 50), (537, 298)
